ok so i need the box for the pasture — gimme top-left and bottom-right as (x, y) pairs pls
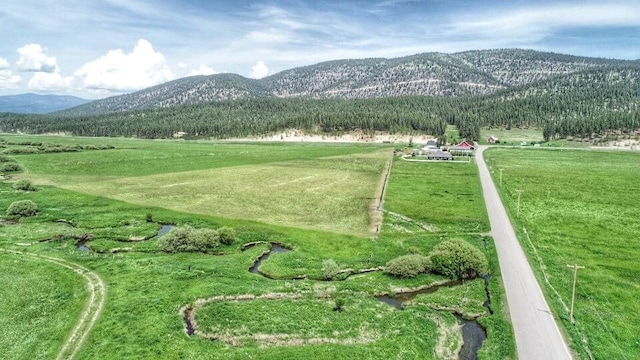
(0, 251), (87, 360)
(9, 137), (388, 236)
(484, 148), (640, 359)
(479, 127), (543, 145)
(0, 134), (514, 359)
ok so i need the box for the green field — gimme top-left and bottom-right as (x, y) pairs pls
(485, 148), (640, 359)
(9, 137), (387, 236)
(479, 127), (543, 145)
(384, 159), (489, 234)
(0, 134), (514, 359)
(0, 251), (87, 359)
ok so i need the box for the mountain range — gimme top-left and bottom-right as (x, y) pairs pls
(56, 49), (636, 116)
(0, 93), (89, 114)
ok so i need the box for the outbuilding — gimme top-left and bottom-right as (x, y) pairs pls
(427, 150), (453, 160)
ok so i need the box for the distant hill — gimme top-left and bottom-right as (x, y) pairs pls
(57, 49), (633, 116)
(0, 93), (90, 114)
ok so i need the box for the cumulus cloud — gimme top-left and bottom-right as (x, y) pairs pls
(16, 44), (58, 73)
(249, 60), (269, 79)
(189, 64), (218, 76)
(27, 71), (73, 92)
(0, 70), (22, 90)
(74, 39), (175, 92)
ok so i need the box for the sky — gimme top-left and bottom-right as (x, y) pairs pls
(1, 0), (639, 99)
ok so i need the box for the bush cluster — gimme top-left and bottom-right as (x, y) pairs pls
(0, 143), (114, 155)
(429, 239), (489, 279)
(217, 226), (236, 245)
(322, 259), (340, 280)
(6, 200), (38, 217)
(158, 225), (236, 253)
(1, 163), (21, 172)
(384, 254), (431, 278)
(13, 179), (36, 191)
(384, 239), (489, 280)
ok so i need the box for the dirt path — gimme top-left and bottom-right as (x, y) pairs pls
(369, 150), (394, 233)
(0, 249), (106, 360)
(475, 146), (572, 360)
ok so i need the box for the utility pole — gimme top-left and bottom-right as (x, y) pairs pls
(566, 264), (585, 324)
(516, 190), (523, 217)
(499, 169), (503, 186)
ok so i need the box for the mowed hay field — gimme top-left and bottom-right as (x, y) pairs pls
(485, 148), (640, 359)
(12, 137), (388, 236)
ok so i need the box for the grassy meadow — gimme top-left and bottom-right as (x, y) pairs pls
(383, 159), (489, 234)
(1, 134), (514, 359)
(484, 148), (640, 359)
(0, 252), (87, 360)
(9, 136), (387, 236)
(479, 127), (543, 145)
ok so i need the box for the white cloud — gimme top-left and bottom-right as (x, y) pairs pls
(249, 60), (269, 79)
(0, 57), (10, 69)
(189, 64), (218, 76)
(74, 39), (175, 92)
(449, 3), (640, 42)
(16, 44), (58, 73)
(0, 70), (22, 90)
(27, 71), (73, 92)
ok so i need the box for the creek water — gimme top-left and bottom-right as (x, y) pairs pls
(249, 244), (290, 275)
(157, 224), (174, 237)
(455, 314), (487, 360)
(375, 281), (487, 360)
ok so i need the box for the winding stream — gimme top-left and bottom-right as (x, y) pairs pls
(249, 244), (290, 276)
(187, 243), (489, 359)
(375, 282), (488, 360)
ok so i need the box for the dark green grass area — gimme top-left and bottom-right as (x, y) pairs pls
(485, 148), (640, 359)
(384, 159), (489, 233)
(0, 252), (87, 360)
(1, 134), (384, 177)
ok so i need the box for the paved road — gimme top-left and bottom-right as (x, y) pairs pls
(476, 146), (572, 360)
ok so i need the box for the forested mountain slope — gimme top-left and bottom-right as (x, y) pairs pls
(55, 49), (632, 116)
(3, 64), (638, 142)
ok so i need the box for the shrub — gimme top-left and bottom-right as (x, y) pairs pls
(429, 239), (489, 280)
(0, 155), (12, 162)
(7, 200), (38, 217)
(191, 228), (220, 250)
(158, 226), (229, 253)
(322, 259), (340, 280)
(13, 179), (36, 191)
(145, 213), (153, 222)
(333, 297), (345, 312)
(384, 254), (431, 278)
(2, 163), (21, 172)
(217, 226), (236, 245)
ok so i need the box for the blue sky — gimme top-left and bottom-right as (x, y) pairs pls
(1, 0), (638, 99)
